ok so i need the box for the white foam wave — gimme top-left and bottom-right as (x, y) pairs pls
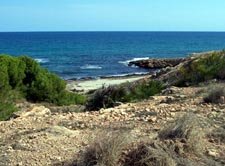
(35, 58), (49, 64)
(105, 72), (149, 77)
(118, 57), (149, 66)
(80, 64), (102, 70)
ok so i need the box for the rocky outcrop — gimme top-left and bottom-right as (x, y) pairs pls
(128, 58), (186, 69)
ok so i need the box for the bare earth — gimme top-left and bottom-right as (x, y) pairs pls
(0, 83), (225, 165)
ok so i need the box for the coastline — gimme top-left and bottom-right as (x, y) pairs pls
(66, 75), (149, 93)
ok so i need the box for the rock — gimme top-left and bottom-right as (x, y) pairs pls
(17, 106), (51, 118)
(170, 112), (176, 117)
(219, 96), (225, 104)
(145, 108), (150, 112)
(114, 102), (123, 107)
(148, 117), (157, 123)
(207, 149), (218, 157)
(162, 86), (180, 95)
(128, 58), (186, 69)
(46, 126), (80, 137)
(160, 96), (175, 104)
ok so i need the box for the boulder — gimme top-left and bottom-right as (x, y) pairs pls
(17, 106), (51, 118)
(128, 58), (186, 69)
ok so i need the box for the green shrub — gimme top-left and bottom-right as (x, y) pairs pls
(0, 54), (86, 120)
(0, 54), (85, 105)
(177, 51), (225, 86)
(26, 68), (66, 102)
(125, 80), (164, 101)
(86, 80), (164, 111)
(86, 85), (128, 110)
(0, 88), (24, 121)
(54, 91), (86, 106)
(0, 102), (18, 121)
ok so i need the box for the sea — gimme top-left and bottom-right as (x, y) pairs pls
(0, 32), (225, 80)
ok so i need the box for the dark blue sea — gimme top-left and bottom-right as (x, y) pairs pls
(0, 32), (225, 80)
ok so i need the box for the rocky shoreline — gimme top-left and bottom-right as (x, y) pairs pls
(128, 58), (187, 69)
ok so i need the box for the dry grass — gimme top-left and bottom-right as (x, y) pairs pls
(123, 142), (176, 166)
(77, 130), (131, 166)
(158, 113), (206, 155)
(204, 85), (225, 104)
(60, 113), (223, 166)
(209, 125), (225, 144)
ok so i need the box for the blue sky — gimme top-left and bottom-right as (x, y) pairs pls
(0, 0), (225, 31)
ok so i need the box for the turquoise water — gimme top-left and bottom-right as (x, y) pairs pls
(0, 32), (225, 79)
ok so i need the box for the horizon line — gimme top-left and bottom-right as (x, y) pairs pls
(1, 30), (225, 33)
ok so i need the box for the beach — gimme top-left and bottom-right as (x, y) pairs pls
(66, 75), (148, 93)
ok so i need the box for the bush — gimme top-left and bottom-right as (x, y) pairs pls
(86, 80), (164, 111)
(204, 85), (225, 104)
(158, 113), (205, 155)
(177, 51), (225, 86)
(0, 54), (86, 120)
(208, 126), (225, 144)
(0, 54), (85, 105)
(0, 102), (18, 121)
(54, 91), (86, 106)
(125, 80), (164, 101)
(0, 88), (23, 121)
(124, 142), (176, 166)
(77, 130), (130, 166)
(86, 85), (128, 110)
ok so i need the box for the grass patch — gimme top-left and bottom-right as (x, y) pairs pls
(86, 80), (164, 111)
(158, 113), (205, 155)
(208, 125), (225, 144)
(124, 142), (176, 166)
(203, 85), (225, 104)
(77, 130), (130, 166)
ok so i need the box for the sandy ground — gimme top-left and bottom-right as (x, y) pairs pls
(66, 75), (148, 93)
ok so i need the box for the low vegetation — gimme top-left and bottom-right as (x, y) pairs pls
(0, 54), (86, 120)
(86, 80), (164, 110)
(177, 51), (225, 86)
(77, 130), (130, 166)
(204, 85), (225, 104)
(66, 113), (221, 166)
(0, 103), (18, 121)
(124, 142), (177, 166)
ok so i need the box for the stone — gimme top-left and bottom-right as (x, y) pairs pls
(18, 106), (51, 117)
(207, 149), (218, 157)
(128, 58), (186, 69)
(148, 117), (157, 122)
(219, 96), (225, 104)
(161, 96), (175, 104)
(45, 126), (80, 137)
